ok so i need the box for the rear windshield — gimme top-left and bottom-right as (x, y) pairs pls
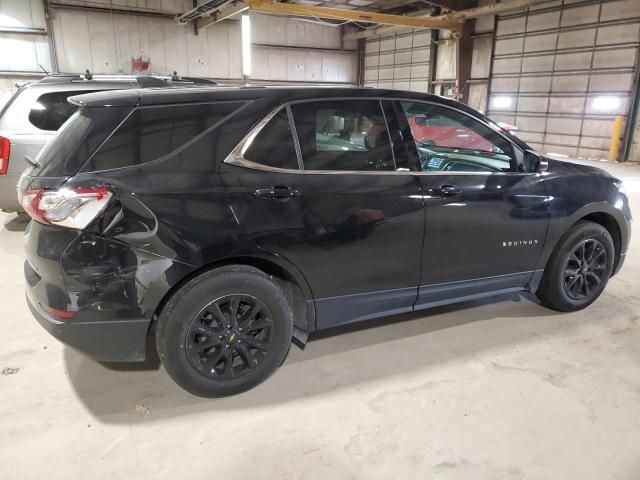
(33, 106), (133, 177)
(28, 90), (99, 131)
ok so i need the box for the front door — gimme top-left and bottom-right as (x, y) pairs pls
(220, 100), (425, 329)
(392, 100), (550, 307)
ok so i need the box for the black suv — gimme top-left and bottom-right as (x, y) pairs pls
(21, 86), (631, 397)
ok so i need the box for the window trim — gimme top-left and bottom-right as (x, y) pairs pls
(224, 96), (530, 176)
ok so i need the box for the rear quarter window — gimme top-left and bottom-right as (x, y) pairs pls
(82, 102), (247, 172)
(33, 106), (133, 177)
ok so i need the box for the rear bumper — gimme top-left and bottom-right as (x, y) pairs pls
(0, 173), (21, 211)
(26, 290), (150, 362)
(23, 220), (190, 363)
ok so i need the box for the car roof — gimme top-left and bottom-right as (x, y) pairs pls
(70, 85), (448, 108)
(68, 85), (532, 152)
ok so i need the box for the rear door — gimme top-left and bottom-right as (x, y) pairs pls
(220, 99), (425, 329)
(392, 100), (550, 307)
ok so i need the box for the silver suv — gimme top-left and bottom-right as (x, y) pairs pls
(0, 73), (214, 211)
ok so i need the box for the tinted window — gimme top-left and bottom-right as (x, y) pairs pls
(83, 102), (244, 172)
(290, 100), (395, 171)
(33, 106), (133, 177)
(401, 101), (516, 172)
(28, 90), (98, 131)
(244, 109), (299, 170)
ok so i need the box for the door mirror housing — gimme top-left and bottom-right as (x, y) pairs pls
(523, 150), (548, 173)
(414, 115), (429, 126)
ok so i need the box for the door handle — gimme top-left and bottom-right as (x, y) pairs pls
(254, 186), (301, 200)
(429, 184), (462, 197)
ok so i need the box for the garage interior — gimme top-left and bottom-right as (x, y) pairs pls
(1, 0), (640, 478)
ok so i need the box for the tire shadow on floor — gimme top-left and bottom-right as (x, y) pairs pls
(63, 291), (629, 424)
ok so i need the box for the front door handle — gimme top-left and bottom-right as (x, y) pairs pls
(254, 185), (301, 200)
(429, 184), (462, 197)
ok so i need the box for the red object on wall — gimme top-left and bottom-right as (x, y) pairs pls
(131, 56), (150, 72)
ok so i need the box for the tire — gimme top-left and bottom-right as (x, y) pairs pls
(156, 265), (293, 397)
(537, 220), (615, 312)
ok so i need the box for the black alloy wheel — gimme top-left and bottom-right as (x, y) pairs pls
(156, 265), (294, 397)
(185, 294), (273, 379)
(537, 220), (614, 312)
(563, 239), (608, 300)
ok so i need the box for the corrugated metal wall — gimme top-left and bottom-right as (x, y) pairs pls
(487, 0), (640, 159)
(49, 5), (358, 83)
(0, 0), (358, 108)
(363, 29), (433, 93)
(0, 0), (51, 105)
(467, 0), (497, 113)
(0, 0), (50, 73)
(51, 7), (243, 78)
(251, 14), (358, 83)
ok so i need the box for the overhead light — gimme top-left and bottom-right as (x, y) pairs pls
(592, 96), (621, 111)
(491, 96), (513, 109)
(241, 14), (251, 78)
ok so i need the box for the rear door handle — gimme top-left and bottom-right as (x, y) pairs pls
(254, 185), (301, 200)
(429, 184), (462, 197)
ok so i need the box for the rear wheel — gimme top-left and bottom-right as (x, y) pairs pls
(156, 266), (293, 397)
(537, 221), (614, 312)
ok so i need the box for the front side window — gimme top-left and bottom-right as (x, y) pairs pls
(290, 100), (395, 171)
(29, 90), (99, 131)
(400, 101), (515, 173)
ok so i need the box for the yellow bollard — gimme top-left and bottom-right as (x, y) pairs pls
(609, 115), (624, 162)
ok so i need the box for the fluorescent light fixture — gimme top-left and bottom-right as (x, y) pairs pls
(592, 96), (621, 111)
(241, 14), (251, 78)
(491, 96), (513, 109)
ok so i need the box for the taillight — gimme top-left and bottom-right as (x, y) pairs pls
(20, 186), (113, 229)
(0, 136), (10, 175)
(42, 304), (75, 320)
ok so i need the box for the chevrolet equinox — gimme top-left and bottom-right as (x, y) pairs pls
(21, 87), (631, 397)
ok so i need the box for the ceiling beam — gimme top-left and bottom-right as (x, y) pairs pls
(248, 0), (463, 32)
(196, 1), (249, 30)
(421, 0), (472, 10)
(344, 0), (551, 40)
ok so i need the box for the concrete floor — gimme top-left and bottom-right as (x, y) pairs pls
(1, 158), (640, 480)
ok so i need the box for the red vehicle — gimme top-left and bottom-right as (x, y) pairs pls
(407, 114), (518, 152)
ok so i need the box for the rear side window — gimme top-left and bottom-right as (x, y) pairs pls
(243, 109), (299, 170)
(28, 90), (98, 131)
(290, 100), (395, 171)
(33, 106), (133, 177)
(82, 102), (245, 172)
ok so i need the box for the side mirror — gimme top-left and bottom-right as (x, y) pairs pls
(523, 150), (548, 173)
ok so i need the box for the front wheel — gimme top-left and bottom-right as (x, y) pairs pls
(156, 266), (293, 397)
(537, 221), (614, 312)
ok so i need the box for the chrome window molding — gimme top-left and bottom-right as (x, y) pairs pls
(223, 96), (534, 177)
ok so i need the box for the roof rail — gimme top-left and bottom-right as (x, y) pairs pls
(180, 76), (217, 85)
(38, 74), (82, 84)
(36, 72), (218, 87)
(136, 76), (170, 88)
